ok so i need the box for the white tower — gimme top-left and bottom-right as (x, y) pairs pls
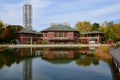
(23, 2), (32, 31)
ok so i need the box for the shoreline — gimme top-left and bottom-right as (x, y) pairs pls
(0, 44), (109, 48)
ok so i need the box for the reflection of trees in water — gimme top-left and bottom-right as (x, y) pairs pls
(0, 47), (104, 68)
(0, 47), (97, 68)
(0, 59), (4, 69)
(0, 48), (17, 68)
(40, 47), (96, 64)
(0, 48), (33, 80)
(76, 54), (99, 66)
(75, 47), (100, 66)
(0, 48), (35, 70)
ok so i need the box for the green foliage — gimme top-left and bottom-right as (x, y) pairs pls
(99, 22), (120, 42)
(100, 46), (109, 52)
(112, 23), (120, 41)
(0, 21), (4, 33)
(0, 23), (23, 44)
(104, 27), (116, 42)
(0, 21), (3, 28)
(108, 21), (113, 27)
(92, 22), (100, 31)
(75, 21), (92, 32)
(42, 40), (49, 44)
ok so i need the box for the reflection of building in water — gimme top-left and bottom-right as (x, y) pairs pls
(17, 48), (33, 57)
(40, 48), (79, 64)
(78, 47), (95, 55)
(41, 48), (74, 59)
(23, 59), (32, 80)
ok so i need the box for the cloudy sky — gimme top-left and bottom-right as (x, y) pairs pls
(0, 0), (120, 31)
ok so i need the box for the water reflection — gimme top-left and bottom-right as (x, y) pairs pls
(41, 48), (77, 64)
(23, 59), (32, 80)
(0, 47), (95, 66)
(76, 55), (99, 66)
(0, 47), (118, 80)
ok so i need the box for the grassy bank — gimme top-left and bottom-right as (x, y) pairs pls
(94, 46), (112, 60)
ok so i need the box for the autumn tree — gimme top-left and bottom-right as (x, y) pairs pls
(104, 27), (116, 42)
(0, 21), (3, 27)
(4, 25), (23, 43)
(112, 23), (120, 41)
(0, 24), (23, 43)
(0, 21), (4, 33)
(0, 21), (4, 43)
(75, 21), (92, 32)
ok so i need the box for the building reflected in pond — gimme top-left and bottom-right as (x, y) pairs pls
(41, 48), (74, 59)
(0, 47), (119, 80)
(23, 59), (32, 80)
(40, 48), (77, 64)
(40, 48), (95, 65)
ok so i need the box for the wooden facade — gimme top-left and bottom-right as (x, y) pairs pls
(41, 24), (80, 44)
(16, 30), (42, 44)
(78, 31), (104, 44)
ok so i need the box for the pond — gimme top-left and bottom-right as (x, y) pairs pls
(0, 47), (119, 80)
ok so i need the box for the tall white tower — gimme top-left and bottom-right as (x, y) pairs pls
(23, 2), (32, 31)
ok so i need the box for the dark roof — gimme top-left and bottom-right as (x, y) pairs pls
(43, 59), (74, 64)
(81, 30), (104, 35)
(41, 24), (78, 32)
(18, 30), (41, 35)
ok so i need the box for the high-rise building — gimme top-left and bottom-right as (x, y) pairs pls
(102, 21), (108, 27)
(23, 2), (32, 31)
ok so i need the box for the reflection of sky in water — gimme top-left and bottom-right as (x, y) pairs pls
(0, 63), (23, 80)
(0, 57), (112, 80)
(32, 58), (112, 80)
(0, 48), (113, 80)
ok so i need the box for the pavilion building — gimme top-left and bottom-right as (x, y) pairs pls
(41, 23), (80, 44)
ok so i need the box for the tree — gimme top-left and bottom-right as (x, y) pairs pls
(4, 25), (23, 43)
(91, 22), (100, 31)
(108, 21), (113, 27)
(0, 21), (3, 27)
(104, 27), (116, 42)
(0, 24), (23, 43)
(75, 21), (92, 32)
(0, 21), (4, 33)
(0, 21), (4, 43)
(112, 23), (120, 41)
(99, 26), (106, 32)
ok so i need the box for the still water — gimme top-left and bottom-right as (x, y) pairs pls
(0, 47), (119, 80)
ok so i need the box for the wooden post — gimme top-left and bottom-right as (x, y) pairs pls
(31, 37), (32, 45)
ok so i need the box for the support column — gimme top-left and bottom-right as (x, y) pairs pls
(31, 37), (32, 45)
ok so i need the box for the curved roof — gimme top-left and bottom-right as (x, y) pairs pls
(82, 30), (104, 35)
(41, 24), (78, 32)
(18, 30), (41, 35)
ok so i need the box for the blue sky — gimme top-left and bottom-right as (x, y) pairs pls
(0, 0), (120, 31)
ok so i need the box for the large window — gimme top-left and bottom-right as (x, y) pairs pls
(44, 32), (48, 37)
(59, 32), (63, 37)
(64, 32), (67, 37)
(54, 32), (58, 37)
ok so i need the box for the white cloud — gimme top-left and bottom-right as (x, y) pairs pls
(0, 0), (120, 31)
(0, 0), (53, 29)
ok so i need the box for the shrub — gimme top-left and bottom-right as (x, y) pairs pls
(42, 40), (49, 44)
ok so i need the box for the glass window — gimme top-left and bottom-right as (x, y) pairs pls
(59, 32), (63, 37)
(54, 32), (58, 37)
(44, 32), (47, 37)
(64, 32), (67, 37)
